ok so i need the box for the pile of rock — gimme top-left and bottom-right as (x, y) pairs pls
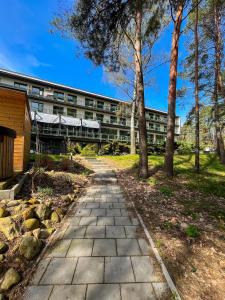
(0, 193), (75, 295)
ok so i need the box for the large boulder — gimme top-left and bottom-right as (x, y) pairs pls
(23, 218), (40, 231)
(0, 242), (8, 254)
(6, 200), (20, 208)
(19, 236), (42, 260)
(22, 207), (35, 220)
(41, 220), (52, 229)
(35, 204), (51, 220)
(0, 217), (19, 240)
(51, 211), (60, 223)
(28, 198), (39, 205)
(0, 268), (21, 290)
(0, 208), (9, 218)
(33, 228), (55, 239)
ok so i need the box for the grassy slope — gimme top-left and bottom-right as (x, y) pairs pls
(101, 154), (225, 197)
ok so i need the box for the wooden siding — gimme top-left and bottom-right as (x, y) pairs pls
(0, 88), (31, 172)
(0, 135), (14, 180)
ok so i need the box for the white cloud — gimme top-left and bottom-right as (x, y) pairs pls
(0, 52), (17, 71)
(0, 45), (51, 74)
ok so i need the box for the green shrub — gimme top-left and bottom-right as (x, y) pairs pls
(177, 141), (194, 154)
(159, 186), (173, 197)
(81, 144), (98, 156)
(185, 225), (200, 238)
(37, 186), (53, 196)
(101, 141), (130, 155)
(148, 142), (165, 155)
(67, 141), (82, 154)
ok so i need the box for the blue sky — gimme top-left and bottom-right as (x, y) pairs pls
(0, 0), (192, 123)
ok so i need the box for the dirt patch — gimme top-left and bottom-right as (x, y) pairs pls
(117, 170), (225, 300)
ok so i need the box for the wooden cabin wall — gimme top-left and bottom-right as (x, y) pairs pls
(0, 88), (31, 172)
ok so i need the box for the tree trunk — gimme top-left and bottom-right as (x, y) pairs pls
(194, 0), (200, 172)
(214, 1), (225, 163)
(130, 99), (137, 154)
(165, 4), (183, 177)
(135, 0), (148, 178)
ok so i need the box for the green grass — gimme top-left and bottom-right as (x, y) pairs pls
(101, 153), (225, 197)
(30, 153), (69, 162)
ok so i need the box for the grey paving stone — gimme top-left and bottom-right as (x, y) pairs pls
(131, 256), (154, 282)
(117, 239), (141, 256)
(121, 283), (156, 300)
(41, 258), (77, 284)
(30, 258), (51, 284)
(23, 285), (53, 300)
(138, 239), (151, 255)
(49, 284), (86, 300)
(106, 226), (126, 238)
(97, 217), (114, 225)
(105, 257), (135, 283)
(152, 282), (170, 299)
(113, 203), (126, 209)
(79, 217), (97, 226)
(85, 226), (105, 238)
(73, 257), (104, 283)
(63, 226), (86, 239)
(67, 239), (93, 257)
(86, 284), (121, 300)
(86, 202), (100, 209)
(125, 226), (138, 238)
(118, 198), (125, 203)
(100, 203), (113, 208)
(92, 239), (117, 256)
(107, 208), (121, 216)
(75, 208), (91, 217)
(45, 239), (71, 257)
(91, 208), (106, 216)
(66, 216), (81, 225)
(115, 217), (132, 226)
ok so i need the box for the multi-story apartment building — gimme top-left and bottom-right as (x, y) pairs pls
(0, 68), (180, 153)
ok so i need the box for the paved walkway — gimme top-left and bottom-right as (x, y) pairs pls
(23, 159), (170, 300)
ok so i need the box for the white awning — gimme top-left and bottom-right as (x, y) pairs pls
(31, 111), (100, 129)
(82, 119), (100, 129)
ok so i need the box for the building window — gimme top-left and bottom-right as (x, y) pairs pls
(85, 98), (94, 107)
(96, 114), (104, 122)
(155, 124), (160, 132)
(149, 113), (154, 120)
(110, 104), (118, 112)
(110, 116), (117, 124)
(67, 94), (77, 103)
(149, 123), (154, 130)
(53, 105), (64, 115)
(53, 91), (64, 101)
(67, 108), (77, 118)
(31, 86), (44, 96)
(85, 111), (93, 120)
(120, 130), (129, 136)
(120, 118), (126, 126)
(31, 101), (43, 112)
(97, 101), (104, 110)
(14, 82), (27, 90)
(164, 125), (167, 132)
(155, 114), (160, 121)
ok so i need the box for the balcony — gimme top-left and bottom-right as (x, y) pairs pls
(31, 126), (161, 145)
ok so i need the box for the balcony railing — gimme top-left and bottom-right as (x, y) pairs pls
(31, 126), (163, 144)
